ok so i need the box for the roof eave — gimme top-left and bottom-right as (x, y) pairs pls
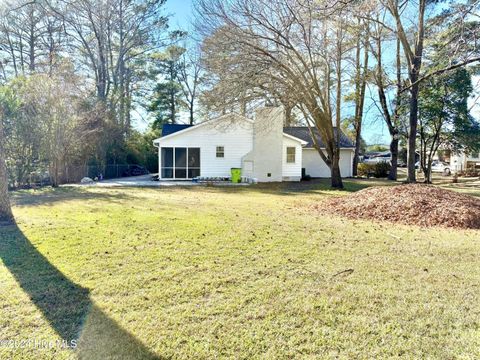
(155, 113), (254, 143)
(282, 132), (308, 145)
(303, 146), (355, 150)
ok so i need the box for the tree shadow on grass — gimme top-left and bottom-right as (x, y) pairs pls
(11, 187), (136, 207)
(0, 223), (162, 359)
(167, 178), (382, 197)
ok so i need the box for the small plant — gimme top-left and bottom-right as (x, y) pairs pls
(464, 167), (480, 177)
(374, 162), (391, 178)
(357, 163), (374, 177)
(357, 163), (390, 178)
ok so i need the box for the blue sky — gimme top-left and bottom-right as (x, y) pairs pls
(165, 0), (194, 31)
(152, 0), (479, 146)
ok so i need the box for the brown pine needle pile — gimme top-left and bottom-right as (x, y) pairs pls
(322, 184), (480, 229)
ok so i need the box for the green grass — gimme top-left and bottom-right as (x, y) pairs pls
(1, 180), (479, 359)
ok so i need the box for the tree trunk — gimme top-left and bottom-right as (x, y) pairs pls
(424, 159), (433, 184)
(332, 24), (344, 190)
(189, 102), (194, 125)
(285, 105), (293, 126)
(406, 82), (419, 183)
(352, 20), (369, 177)
(124, 69), (132, 135)
(28, 12), (36, 72)
(51, 160), (59, 188)
(353, 126), (362, 177)
(118, 0), (126, 130)
(0, 113), (14, 224)
(387, 0), (425, 183)
(330, 151), (343, 188)
(388, 137), (399, 180)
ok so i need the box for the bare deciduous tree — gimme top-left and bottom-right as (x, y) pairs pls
(368, 12), (404, 181)
(381, 0), (480, 182)
(351, 19), (370, 177)
(383, 0), (427, 183)
(178, 45), (203, 125)
(196, 0), (362, 188)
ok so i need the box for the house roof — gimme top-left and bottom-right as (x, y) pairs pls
(283, 127), (355, 148)
(156, 123), (354, 149)
(153, 114), (254, 144)
(161, 124), (193, 137)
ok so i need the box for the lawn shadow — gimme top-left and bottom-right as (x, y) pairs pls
(0, 223), (162, 359)
(172, 178), (392, 197)
(11, 187), (136, 207)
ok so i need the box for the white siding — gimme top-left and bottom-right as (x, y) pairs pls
(302, 148), (353, 178)
(251, 107), (284, 182)
(282, 136), (302, 180)
(159, 118), (253, 178)
(450, 152), (480, 172)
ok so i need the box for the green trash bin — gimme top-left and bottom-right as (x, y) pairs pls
(231, 168), (242, 183)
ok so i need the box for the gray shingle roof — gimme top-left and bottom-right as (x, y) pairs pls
(283, 127), (354, 148)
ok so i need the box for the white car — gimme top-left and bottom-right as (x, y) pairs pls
(431, 161), (451, 175)
(416, 161), (451, 175)
(363, 154), (391, 164)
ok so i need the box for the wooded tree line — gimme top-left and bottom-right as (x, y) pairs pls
(0, 0), (179, 189)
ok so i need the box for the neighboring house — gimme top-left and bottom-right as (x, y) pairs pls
(153, 107), (355, 182)
(449, 151), (480, 172)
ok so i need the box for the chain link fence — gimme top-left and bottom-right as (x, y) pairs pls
(8, 164), (150, 189)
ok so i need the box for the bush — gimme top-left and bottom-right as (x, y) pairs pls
(357, 163), (373, 177)
(357, 162), (391, 178)
(465, 169), (480, 177)
(374, 162), (391, 178)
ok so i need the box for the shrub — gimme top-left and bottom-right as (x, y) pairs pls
(357, 162), (391, 178)
(374, 162), (391, 178)
(357, 163), (374, 177)
(465, 169), (480, 177)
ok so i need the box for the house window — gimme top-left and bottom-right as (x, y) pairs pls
(216, 146), (224, 158)
(286, 147), (296, 163)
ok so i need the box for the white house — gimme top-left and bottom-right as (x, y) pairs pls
(153, 107), (355, 182)
(449, 151), (480, 172)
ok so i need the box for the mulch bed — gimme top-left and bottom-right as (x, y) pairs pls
(320, 184), (480, 229)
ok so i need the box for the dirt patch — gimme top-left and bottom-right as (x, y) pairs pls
(320, 184), (480, 229)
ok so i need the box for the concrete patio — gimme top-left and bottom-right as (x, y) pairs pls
(72, 174), (250, 188)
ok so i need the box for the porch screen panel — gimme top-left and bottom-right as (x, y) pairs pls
(188, 148), (201, 178)
(161, 148), (173, 178)
(175, 148), (187, 178)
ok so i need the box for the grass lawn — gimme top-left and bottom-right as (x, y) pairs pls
(1, 180), (479, 359)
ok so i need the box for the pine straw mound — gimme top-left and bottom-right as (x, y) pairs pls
(321, 184), (480, 229)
